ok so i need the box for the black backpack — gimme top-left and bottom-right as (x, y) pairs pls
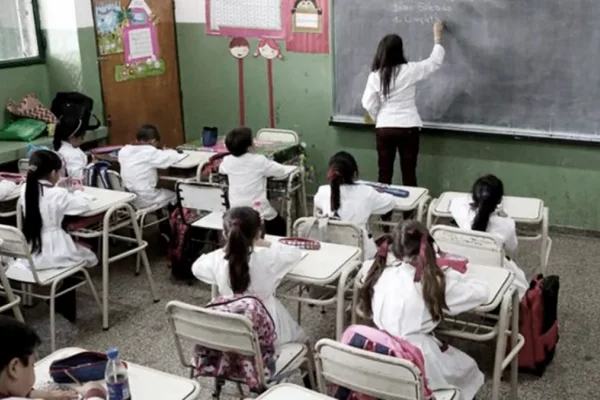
(51, 92), (101, 131)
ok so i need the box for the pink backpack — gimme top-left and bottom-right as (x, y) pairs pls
(335, 325), (432, 399)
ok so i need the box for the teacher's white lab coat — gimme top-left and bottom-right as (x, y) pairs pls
(7, 182), (97, 281)
(192, 242), (307, 347)
(118, 144), (186, 209)
(370, 260), (489, 400)
(313, 183), (396, 259)
(58, 142), (87, 180)
(450, 196), (529, 298)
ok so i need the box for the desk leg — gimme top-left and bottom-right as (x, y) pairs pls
(426, 198), (437, 228)
(0, 271), (24, 322)
(541, 207), (549, 274)
(102, 212), (111, 330)
(510, 290), (520, 400)
(416, 195), (429, 223)
(491, 289), (512, 400)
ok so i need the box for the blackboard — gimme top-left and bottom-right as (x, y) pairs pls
(332, 0), (600, 141)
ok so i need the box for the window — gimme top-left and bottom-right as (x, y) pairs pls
(0, 0), (43, 66)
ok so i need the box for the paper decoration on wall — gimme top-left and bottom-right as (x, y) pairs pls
(115, 0), (165, 82)
(115, 57), (166, 82)
(284, 0), (330, 54)
(254, 39), (284, 128)
(229, 37), (250, 125)
(95, 1), (125, 55)
(206, 0), (285, 39)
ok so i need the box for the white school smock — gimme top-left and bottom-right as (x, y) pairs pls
(118, 144), (186, 209)
(192, 242), (307, 346)
(450, 196), (529, 298)
(58, 142), (87, 180)
(7, 182), (98, 280)
(219, 153), (287, 221)
(362, 44), (445, 128)
(313, 183), (396, 259)
(371, 260), (489, 400)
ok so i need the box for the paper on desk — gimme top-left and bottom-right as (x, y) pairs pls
(73, 191), (97, 201)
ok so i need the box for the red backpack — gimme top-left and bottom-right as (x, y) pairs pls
(516, 274), (559, 375)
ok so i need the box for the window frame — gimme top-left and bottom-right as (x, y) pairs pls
(0, 0), (45, 69)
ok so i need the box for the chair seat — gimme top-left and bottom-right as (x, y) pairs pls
(4, 261), (86, 284)
(271, 343), (307, 381)
(433, 388), (460, 400)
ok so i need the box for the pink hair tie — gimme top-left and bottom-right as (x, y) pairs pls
(231, 219), (242, 227)
(376, 240), (389, 258)
(327, 168), (340, 182)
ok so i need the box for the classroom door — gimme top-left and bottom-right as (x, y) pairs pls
(93, 0), (184, 148)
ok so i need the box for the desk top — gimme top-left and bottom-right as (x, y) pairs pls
(463, 264), (515, 311)
(266, 235), (361, 284)
(35, 347), (200, 400)
(433, 192), (544, 223)
(169, 150), (213, 170)
(256, 384), (334, 399)
(0, 127), (108, 165)
(68, 186), (136, 217)
(191, 211), (224, 230)
(356, 180), (429, 210)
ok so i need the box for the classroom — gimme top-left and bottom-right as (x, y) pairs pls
(0, 0), (596, 399)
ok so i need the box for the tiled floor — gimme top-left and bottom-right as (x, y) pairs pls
(18, 231), (596, 399)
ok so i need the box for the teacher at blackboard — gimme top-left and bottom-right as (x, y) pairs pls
(362, 21), (445, 187)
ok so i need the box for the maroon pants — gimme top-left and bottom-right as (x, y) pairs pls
(375, 127), (420, 186)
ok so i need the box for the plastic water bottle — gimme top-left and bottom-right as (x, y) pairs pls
(252, 201), (266, 238)
(105, 348), (131, 400)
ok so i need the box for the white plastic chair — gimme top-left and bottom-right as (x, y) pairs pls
(0, 224), (101, 351)
(430, 225), (505, 267)
(0, 238), (24, 322)
(18, 158), (29, 175)
(315, 339), (459, 400)
(256, 129), (299, 144)
(294, 217), (364, 259)
(175, 181), (228, 229)
(165, 300), (315, 398)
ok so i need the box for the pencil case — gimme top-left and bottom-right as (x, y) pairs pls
(436, 251), (468, 273)
(49, 351), (110, 384)
(358, 181), (409, 198)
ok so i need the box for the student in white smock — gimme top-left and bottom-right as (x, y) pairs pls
(54, 115), (88, 180)
(359, 220), (489, 400)
(0, 316), (79, 400)
(219, 127), (289, 236)
(449, 174), (529, 299)
(7, 150), (97, 280)
(314, 151), (396, 259)
(118, 124), (187, 209)
(192, 206), (306, 346)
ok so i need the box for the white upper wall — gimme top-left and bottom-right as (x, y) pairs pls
(175, 0), (206, 23)
(38, 0), (77, 30)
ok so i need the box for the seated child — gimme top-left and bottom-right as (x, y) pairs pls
(219, 127), (288, 236)
(313, 151), (396, 259)
(449, 174), (528, 298)
(8, 150), (97, 279)
(192, 206), (306, 347)
(53, 115), (88, 180)
(118, 124), (186, 209)
(359, 220), (489, 400)
(0, 315), (78, 399)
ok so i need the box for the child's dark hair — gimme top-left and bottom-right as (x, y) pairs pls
(471, 174), (504, 232)
(359, 220), (448, 321)
(225, 127), (253, 157)
(24, 150), (63, 254)
(371, 34), (408, 99)
(0, 315), (41, 372)
(327, 151), (358, 217)
(53, 115), (85, 151)
(223, 206), (262, 293)
(136, 124), (161, 142)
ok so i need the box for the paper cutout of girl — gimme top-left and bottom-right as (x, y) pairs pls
(229, 37), (250, 125)
(254, 39), (283, 128)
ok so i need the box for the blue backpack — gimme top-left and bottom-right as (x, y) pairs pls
(84, 161), (112, 189)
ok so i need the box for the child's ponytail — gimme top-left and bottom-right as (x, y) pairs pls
(471, 175), (504, 232)
(326, 151), (359, 218)
(411, 230), (448, 321)
(359, 234), (392, 317)
(23, 150), (63, 254)
(223, 207), (262, 294)
(328, 168), (342, 218)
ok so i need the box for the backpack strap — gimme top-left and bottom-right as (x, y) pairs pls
(296, 216), (330, 242)
(207, 295), (276, 327)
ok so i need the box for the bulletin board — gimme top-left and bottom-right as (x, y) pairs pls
(205, 0), (285, 39)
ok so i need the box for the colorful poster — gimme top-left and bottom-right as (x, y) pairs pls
(95, 1), (125, 55)
(115, 57), (166, 82)
(284, 0), (330, 54)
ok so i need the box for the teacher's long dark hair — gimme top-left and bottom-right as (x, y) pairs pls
(371, 34), (408, 99)
(24, 150), (63, 254)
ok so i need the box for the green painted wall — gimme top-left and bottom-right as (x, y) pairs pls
(0, 65), (50, 128)
(177, 23), (600, 230)
(77, 27), (104, 124)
